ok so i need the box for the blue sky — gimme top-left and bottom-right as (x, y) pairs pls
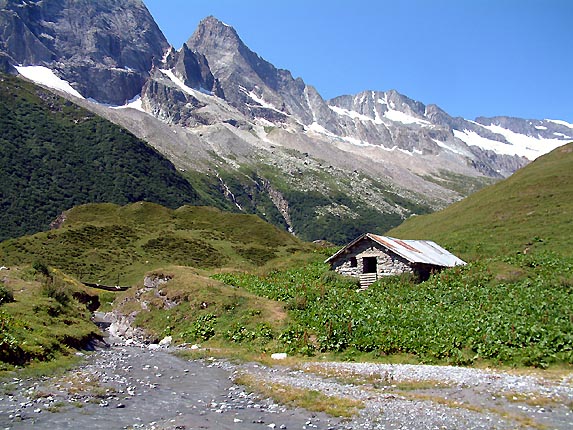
(143, 0), (572, 122)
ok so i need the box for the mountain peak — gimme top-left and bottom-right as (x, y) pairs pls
(188, 15), (243, 51)
(200, 15), (234, 29)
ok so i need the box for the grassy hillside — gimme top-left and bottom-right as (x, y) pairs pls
(388, 142), (573, 260)
(0, 73), (203, 241)
(0, 202), (316, 285)
(0, 264), (100, 370)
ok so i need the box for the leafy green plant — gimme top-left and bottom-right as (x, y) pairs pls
(0, 311), (22, 364)
(180, 313), (217, 341)
(226, 322), (274, 344)
(215, 258), (573, 367)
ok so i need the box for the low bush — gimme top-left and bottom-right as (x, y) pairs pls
(0, 285), (14, 305)
(41, 281), (71, 306)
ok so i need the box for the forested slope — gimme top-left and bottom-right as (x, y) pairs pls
(0, 74), (202, 241)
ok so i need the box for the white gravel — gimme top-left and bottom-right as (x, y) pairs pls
(305, 361), (573, 400)
(226, 360), (573, 430)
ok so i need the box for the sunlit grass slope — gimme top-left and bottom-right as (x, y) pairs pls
(0, 202), (316, 285)
(388, 142), (573, 260)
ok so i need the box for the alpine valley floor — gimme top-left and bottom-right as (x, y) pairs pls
(1, 326), (571, 430)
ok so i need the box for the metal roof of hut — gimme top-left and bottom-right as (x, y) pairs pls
(325, 233), (466, 267)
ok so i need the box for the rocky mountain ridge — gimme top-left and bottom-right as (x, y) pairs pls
(1, 1), (572, 243)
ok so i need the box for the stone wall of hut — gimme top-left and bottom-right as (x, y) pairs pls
(330, 239), (413, 278)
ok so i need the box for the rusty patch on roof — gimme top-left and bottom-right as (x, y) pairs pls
(394, 239), (421, 253)
(375, 236), (396, 250)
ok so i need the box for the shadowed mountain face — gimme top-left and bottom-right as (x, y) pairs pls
(1, 4), (571, 244)
(0, 0), (169, 104)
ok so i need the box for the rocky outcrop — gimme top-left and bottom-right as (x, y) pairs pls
(49, 211), (68, 230)
(164, 44), (224, 98)
(263, 180), (294, 233)
(141, 67), (208, 126)
(106, 312), (144, 341)
(143, 273), (172, 289)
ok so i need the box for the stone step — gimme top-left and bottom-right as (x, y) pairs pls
(359, 273), (378, 289)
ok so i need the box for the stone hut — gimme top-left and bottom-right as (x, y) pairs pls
(325, 233), (466, 288)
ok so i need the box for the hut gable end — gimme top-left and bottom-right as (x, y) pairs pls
(327, 235), (412, 279)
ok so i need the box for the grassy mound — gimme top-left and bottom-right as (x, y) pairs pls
(0, 202), (315, 285)
(113, 266), (292, 355)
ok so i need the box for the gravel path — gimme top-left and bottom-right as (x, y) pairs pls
(1, 329), (572, 429)
(236, 361), (573, 430)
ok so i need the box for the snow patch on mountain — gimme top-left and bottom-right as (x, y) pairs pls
(113, 95), (144, 112)
(307, 121), (373, 147)
(307, 121), (423, 156)
(432, 139), (469, 156)
(481, 124), (567, 160)
(329, 105), (381, 124)
(160, 69), (213, 101)
(89, 94), (145, 111)
(240, 86), (285, 115)
(307, 122), (335, 137)
(329, 101), (431, 127)
(546, 119), (573, 129)
(384, 108), (431, 126)
(15, 66), (84, 99)
(453, 129), (517, 156)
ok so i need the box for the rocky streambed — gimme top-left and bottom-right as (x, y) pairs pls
(1, 316), (572, 430)
(0, 340), (342, 430)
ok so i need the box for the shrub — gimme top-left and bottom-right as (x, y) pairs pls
(41, 281), (71, 306)
(33, 260), (51, 277)
(0, 285), (14, 305)
(180, 313), (217, 341)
